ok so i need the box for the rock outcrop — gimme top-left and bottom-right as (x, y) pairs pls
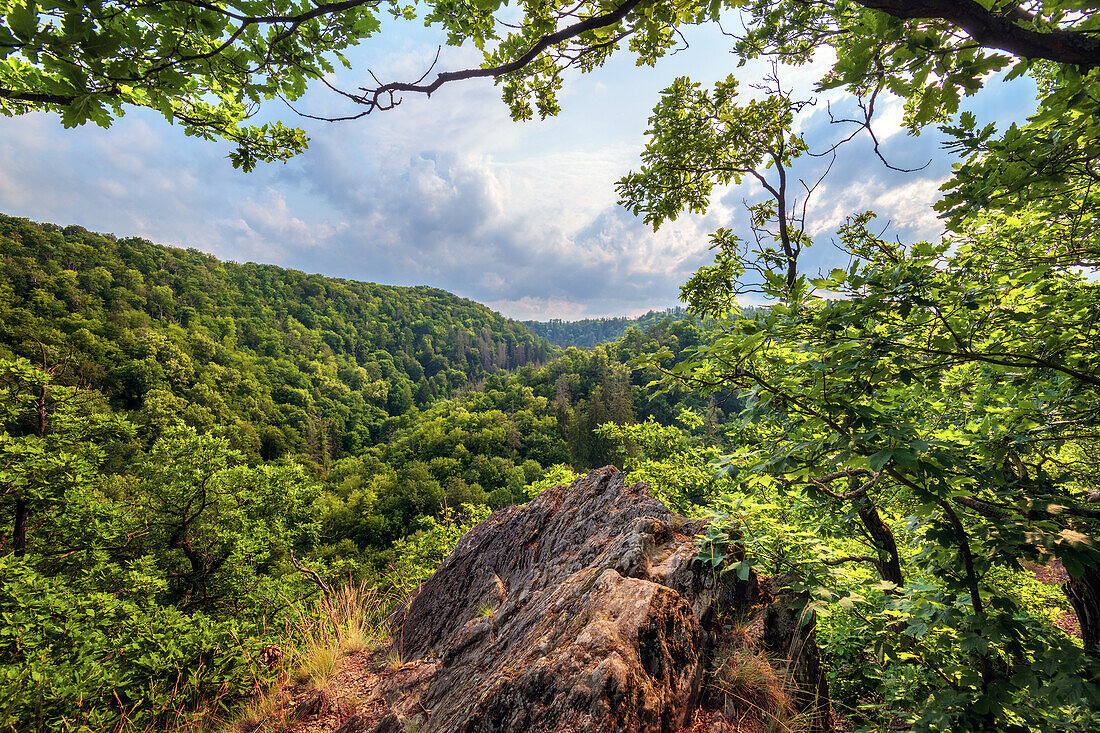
(344, 466), (832, 733)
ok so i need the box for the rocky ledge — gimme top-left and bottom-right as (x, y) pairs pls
(338, 466), (832, 733)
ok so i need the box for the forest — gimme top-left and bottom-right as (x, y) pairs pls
(0, 214), (736, 730)
(3, 0), (1100, 731)
(525, 308), (695, 347)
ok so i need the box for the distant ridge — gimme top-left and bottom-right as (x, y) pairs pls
(524, 306), (769, 348)
(523, 307), (694, 348)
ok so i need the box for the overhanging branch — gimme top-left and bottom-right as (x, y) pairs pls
(860, 0), (1100, 69)
(356, 0), (1100, 114)
(355, 0), (646, 110)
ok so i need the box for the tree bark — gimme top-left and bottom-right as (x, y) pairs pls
(859, 0), (1100, 68)
(855, 497), (904, 587)
(1064, 566), (1100, 656)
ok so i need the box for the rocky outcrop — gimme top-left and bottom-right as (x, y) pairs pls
(349, 466), (831, 733)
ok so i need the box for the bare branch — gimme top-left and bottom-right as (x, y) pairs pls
(355, 0), (645, 110)
(289, 549), (332, 602)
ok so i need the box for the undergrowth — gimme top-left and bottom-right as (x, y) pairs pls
(228, 581), (395, 733)
(711, 646), (812, 733)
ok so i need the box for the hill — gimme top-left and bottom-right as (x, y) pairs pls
(524, 306), (767, 348)
(0, 214), (553, 469)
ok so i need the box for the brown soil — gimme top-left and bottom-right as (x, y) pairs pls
(1031, 557), (1070, 586)
(278, 645), (396, 733)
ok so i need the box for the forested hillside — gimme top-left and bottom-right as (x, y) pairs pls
(324, 329), (736, 555)
(0, 214), (732, 731)
(525, 306), (770, 347)
(0, 215), (553, 471)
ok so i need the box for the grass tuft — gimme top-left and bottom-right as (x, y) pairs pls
(283, 580), (393, 687)
(212, 580), (400, 731)
(712, 647), (810, 733)
(384, 645), (405, 670)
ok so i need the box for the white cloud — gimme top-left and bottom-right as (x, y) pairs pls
(486, 296), (590, 321)
(1, 16), (1013, 320)
(872, 96), (906, 142)
(807, 175), (947, 239)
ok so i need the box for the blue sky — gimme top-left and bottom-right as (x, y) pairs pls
(0, 17), (1034, 319)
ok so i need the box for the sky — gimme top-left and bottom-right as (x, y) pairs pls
(0, 16), (1035, 320)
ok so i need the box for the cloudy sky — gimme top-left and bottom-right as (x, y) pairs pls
(0, 17), (1033, 319)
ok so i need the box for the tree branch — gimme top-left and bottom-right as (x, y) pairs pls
(356, 0), (645, 109)
(289, 549), (332, 602)
(858, 0), (1100, 68)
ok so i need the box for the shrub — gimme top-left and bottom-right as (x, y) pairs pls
(0, 557), (276, 732)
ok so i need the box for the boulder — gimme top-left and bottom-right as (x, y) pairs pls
(378, 466), (831, 733)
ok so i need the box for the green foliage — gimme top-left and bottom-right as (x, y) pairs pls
(0, 0), (376, 167)
(0, 356), (133, 557)
(624, 88), (1100, 733)
(599, 411), (728, 515)
(0, 215), (553, 469)
(519, 463), (580, 500)
(126, 425), (323, 613)
(0, 555), (275, 732)
(523, 307), (739, 348)
(0, 358), (329, 731)
(11, 0), (1090, 178)
(386, 504), (491, 597)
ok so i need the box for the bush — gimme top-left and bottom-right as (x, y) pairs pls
(385, 504), (491, 597)
(0, 557), (277, 732)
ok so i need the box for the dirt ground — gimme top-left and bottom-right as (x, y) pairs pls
(271, 646), (394, 733)
(1027, 557), (1081, 639)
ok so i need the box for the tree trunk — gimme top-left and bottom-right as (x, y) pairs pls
(855, 498), (904, 587)
(1064, 565), (1100, 655)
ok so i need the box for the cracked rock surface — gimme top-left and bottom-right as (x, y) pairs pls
(354, 466), (829, 733)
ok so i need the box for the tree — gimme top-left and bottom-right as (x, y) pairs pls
(0, 357), (130, 556)
(5, 0), (1099, 169)
(634, 207), (1100, 727)
(130, 424), (322, 612)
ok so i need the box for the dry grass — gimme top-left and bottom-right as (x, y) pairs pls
(284, 581), (393, 687)
(294, 639), (343, 687)
(216, 580), (397, 732)
(229, 687), (294, 733)
(712, 647), (811, 733)
(384, 644), (405, 670)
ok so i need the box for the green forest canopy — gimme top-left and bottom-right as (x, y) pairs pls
(0, 215), (554, 462)
(4, 0), (1100, 730)
(524, 308), (696, 348)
